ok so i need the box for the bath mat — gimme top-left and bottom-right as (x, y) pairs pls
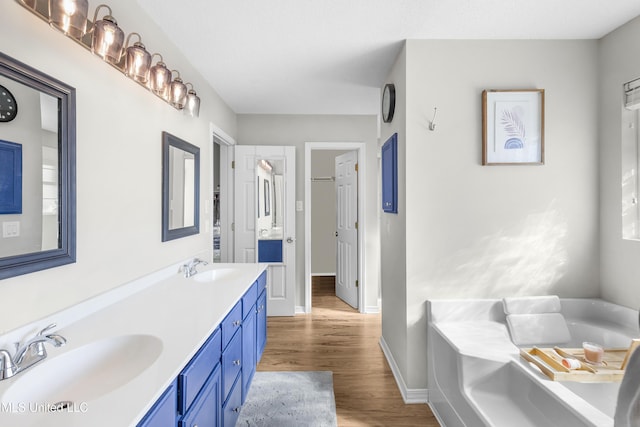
(237, 371), (337, 427)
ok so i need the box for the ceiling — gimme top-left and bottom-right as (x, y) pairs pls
(136, 0), (640, 116)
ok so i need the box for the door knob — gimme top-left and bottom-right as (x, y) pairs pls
(286, 237), (294, 243)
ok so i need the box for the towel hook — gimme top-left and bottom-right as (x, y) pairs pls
(429, 107), (438, 131)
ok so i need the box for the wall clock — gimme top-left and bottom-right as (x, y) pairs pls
(0, 85), (17, 122)
(382, 83), (395, 123)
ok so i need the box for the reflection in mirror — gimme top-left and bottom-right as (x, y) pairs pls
(256, 159), (284, 240)
(0, 52), (76, 280)
(162, 132), (199, 242)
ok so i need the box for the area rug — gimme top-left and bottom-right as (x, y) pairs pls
(236, 371), (338, 427)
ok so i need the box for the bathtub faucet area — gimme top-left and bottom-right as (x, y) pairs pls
(427, 297), (640, 427)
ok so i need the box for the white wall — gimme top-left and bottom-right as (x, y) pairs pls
(236, 114), (380, 310)
(382, 39), (600, 391)
(599, 15), (640, 309)
(0, 1), (236, 334)
(310, 150), (347, 275)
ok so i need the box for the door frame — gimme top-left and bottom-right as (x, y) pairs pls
(304, 142), (366, 313)
(209, 123), (235, 263)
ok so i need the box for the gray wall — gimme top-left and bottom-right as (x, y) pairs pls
(382, 39), (600, 390)
(599, 16), (640, 308)
(237, 114), (380, 311)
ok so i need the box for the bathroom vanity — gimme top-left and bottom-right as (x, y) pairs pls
(0, 262), (268, 427)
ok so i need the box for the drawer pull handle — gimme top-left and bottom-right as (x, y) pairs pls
(233, 359), (241, 366)
(233, 320), (242, 327)
(233, 407), (241, 413)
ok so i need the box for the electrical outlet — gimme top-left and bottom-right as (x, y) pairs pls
(2, 222), (20, 238)
(296, 201), (303, 211)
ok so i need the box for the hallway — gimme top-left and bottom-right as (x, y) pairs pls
(257, 277), (438, 426)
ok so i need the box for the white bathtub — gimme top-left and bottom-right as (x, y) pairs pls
(427, 298), (639, 427)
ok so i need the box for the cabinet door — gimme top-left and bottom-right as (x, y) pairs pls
(242, 306), (256, 403)
(178, 364), (221, 427)
(222, 329), (242, 402)
(256, 290), (267, 363)
(137, 381), (177, 427)
(223, 376), (243, 427)
(381, 133), (398, 213)
(178, 328), (221, 415)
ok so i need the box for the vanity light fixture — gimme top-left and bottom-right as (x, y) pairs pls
(48, 0), (89, 39)
(168, 70), (187, 108)
(184, 83), (200, 117)
(19, 0), (36, 8)
(124, 33), (151, 83)
(149, 54), (171, 99)
(91, 4), (124, 64)
(16, 0), (202, 116)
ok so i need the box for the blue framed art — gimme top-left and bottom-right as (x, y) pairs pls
(0, 140), (22, 214)
(381, 133), (398, 213)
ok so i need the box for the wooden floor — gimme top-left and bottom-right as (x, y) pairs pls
(257, 276), (439, 426)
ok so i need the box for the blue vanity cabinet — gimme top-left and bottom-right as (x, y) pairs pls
(241, 283), (258, 403)
(223, 376), (243, 427)
(137, 381), (178, 427)
(178, 328), (222, 415)
(256, 272), (268, 364)
(221, 300), (243, 426)
(178, 364), (221, 427)
(381, 133), (398, 213)
(257, 239), (283, 262)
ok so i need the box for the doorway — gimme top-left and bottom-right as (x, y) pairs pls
(210, 123), (235, 263)
(304, 142), (366, 313)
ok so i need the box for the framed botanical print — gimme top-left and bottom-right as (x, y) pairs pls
(482, 89), (545, 165)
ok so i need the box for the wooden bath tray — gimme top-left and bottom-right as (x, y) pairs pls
(520, 339), (640, 383)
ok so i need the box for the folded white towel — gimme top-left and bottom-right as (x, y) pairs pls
(503, 295), (562, 315)
(505, 313), (571, 346)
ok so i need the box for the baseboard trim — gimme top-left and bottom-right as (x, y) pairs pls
(364, 305), (380, 314)
(379, 336), (429, 404)
(295, 305), (306, 314)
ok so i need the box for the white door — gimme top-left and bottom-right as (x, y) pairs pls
(234, 146), (257, 263)
(335, 151), (358, 309)
(234, 145), (296, 316)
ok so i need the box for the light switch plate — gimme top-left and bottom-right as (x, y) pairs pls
(2, 221), (20, 238)
(296, 201), (303, 211)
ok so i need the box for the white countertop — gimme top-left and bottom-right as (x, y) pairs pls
(0, 262), (267, 427)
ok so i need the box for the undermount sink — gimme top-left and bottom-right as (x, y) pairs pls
(192, 268), (238, 283)
(1, 334), (163, 405)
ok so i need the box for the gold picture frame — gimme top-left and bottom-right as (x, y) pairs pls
(482, 89), (545, 165)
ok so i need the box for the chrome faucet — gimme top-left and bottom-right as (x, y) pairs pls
(0, 323), (66, 380)
(180, 257), (208, 278)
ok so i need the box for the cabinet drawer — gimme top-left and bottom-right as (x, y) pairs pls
(178, 328), (221, 415)
(242, 281), (258, 320)
(178, 364), (221, 427)
(222, 329), (242, 401)
(137, 381), (177, 427)
(221, 301), (243, 350)
(223, 375), (243, 427)
(257, 270), (267, 294)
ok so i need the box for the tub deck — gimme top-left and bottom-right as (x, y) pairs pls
(427, 298), (639, 427)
